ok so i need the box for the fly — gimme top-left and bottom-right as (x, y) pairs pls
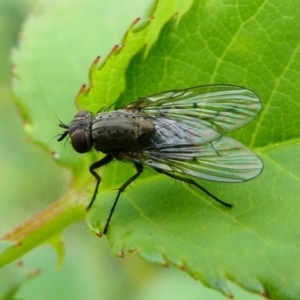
(58, 84), (263, 234)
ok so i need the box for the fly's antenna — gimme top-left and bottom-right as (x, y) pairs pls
(53, 109), (68, 128)
(54, 109), (69, 141)
(57, 130), (68, 142)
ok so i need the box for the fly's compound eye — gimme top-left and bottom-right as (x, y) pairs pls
(68, 110), (93, 153)
(70, 130), (92, 153)
(74, 110), (90, 119)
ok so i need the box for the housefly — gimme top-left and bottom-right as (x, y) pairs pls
(58, 84), (263, 234)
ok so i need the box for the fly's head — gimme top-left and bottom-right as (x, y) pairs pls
(58, 110), (93, 153)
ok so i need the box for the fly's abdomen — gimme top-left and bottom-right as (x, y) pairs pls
(92, 109), (155, 154)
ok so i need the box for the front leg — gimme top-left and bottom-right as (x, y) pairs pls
(87, 154), (114, 210)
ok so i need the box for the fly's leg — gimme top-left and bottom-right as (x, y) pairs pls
(87, 154), (114, 210)
(154, 168), (233, 208)
(103, 162), (143, 235)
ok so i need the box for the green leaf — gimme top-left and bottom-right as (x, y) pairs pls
(5, 0), (300, 299)
(3, 0), (191, 272)
(88, 1), (300, 299)
(0, 261), (39, 299)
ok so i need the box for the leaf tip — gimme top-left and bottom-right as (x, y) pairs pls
(51, 150), (59, 160)
(75, 84), (89, 107)
(162, 258), (169, 268)
(180, 264), (187, 271)
(96, 231), (103, 238)
(17, 260), (24, 267)
(110, 44), (122, 56)
(89, 56), (101, 84)
(133, 17), (141, 25)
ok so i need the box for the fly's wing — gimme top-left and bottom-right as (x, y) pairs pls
(142, 136), (263, 182)
(125, 85), (262, 182)
(127, 85), (262, 134)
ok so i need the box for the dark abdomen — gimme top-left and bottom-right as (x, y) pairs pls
(92, 109), (155, 154)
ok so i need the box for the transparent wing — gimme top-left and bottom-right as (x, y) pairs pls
(127, 84), (262, 134)
(124, 84), (263, 182)
(149, 115), (222, 147)
(142, 136), (263, 182)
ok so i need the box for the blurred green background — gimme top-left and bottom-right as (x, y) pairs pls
(0, 0), (262, 299)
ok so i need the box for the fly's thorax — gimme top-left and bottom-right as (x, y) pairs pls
(92, 109), (155, 154)
(68, 110), (93, 153)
